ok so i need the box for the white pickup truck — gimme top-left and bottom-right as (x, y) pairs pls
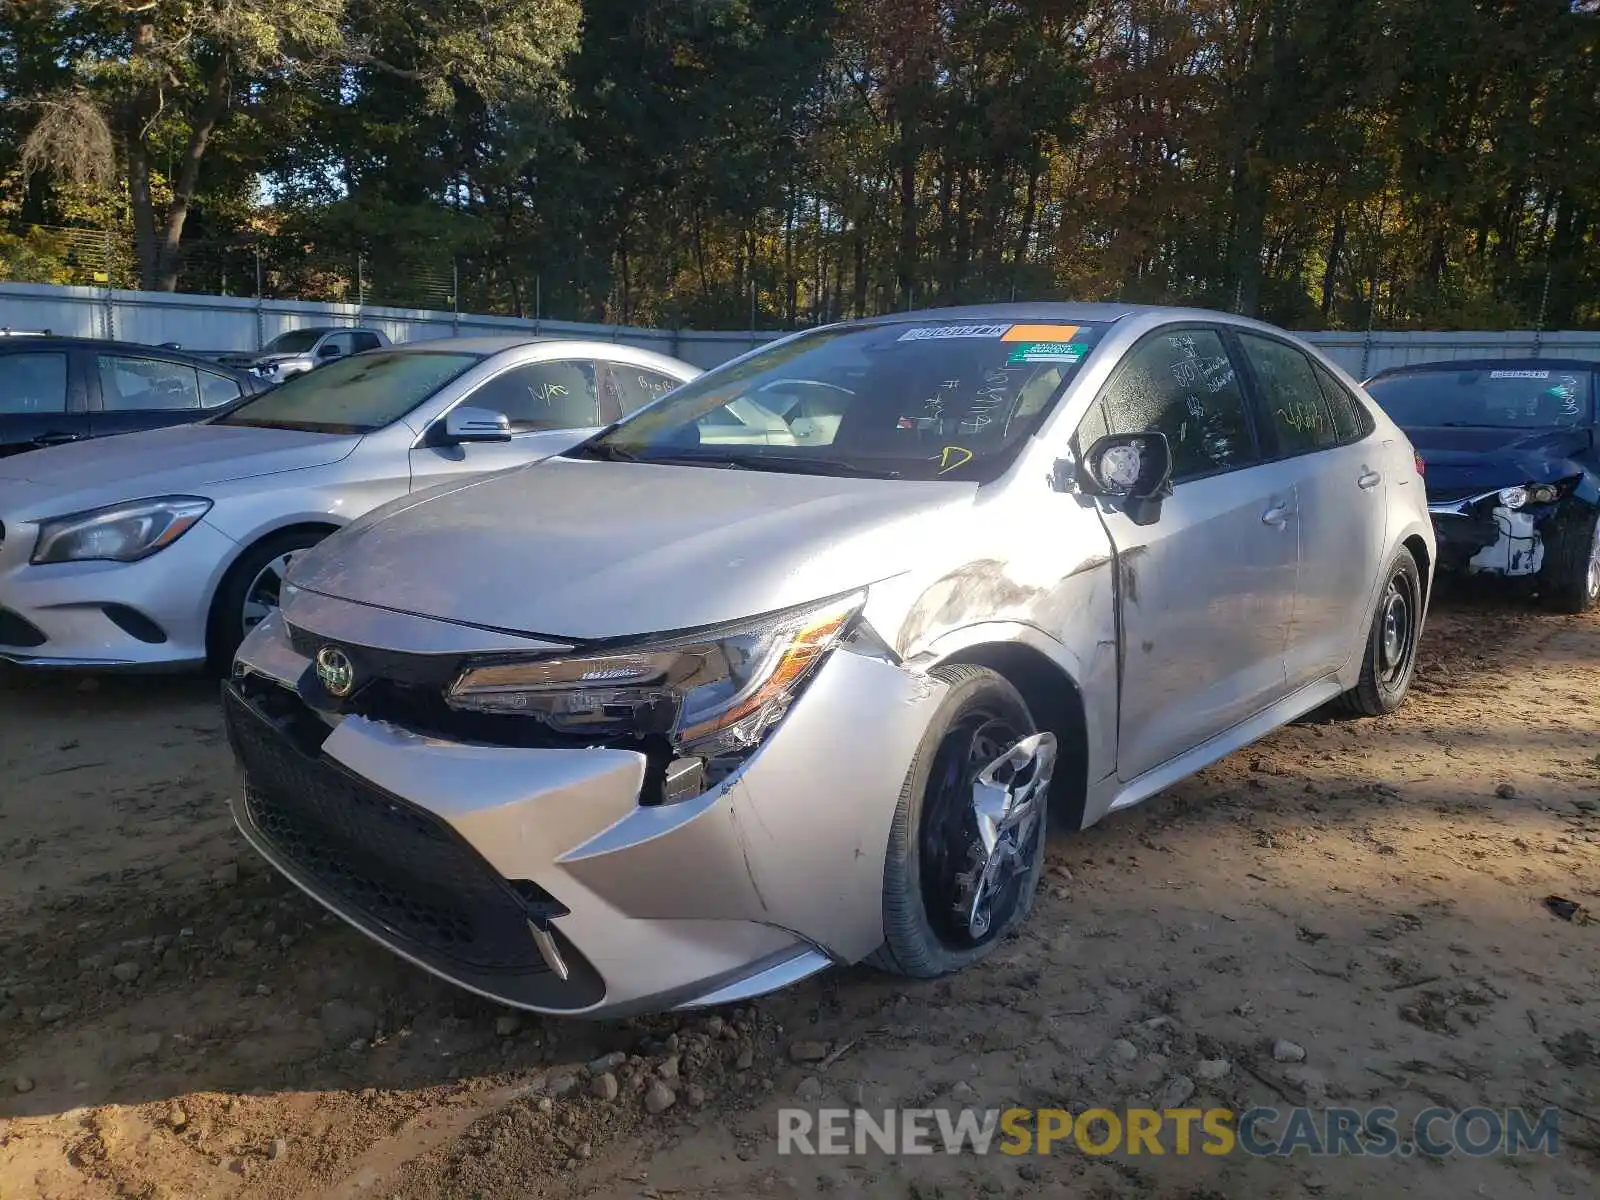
(211, 326), (391, 383)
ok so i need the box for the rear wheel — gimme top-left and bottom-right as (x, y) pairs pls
(206, 528), (330, 673)
(1336, 548), (1422, 717)
(1541, 507), (1600, 615)
(868, 665), (1056, 979)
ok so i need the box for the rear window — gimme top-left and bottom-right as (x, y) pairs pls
(584, 319), (1108, 481)
(1366, 367), (1592, 430)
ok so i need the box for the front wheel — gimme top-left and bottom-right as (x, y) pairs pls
(1336, 547), (1423, 717)
(206, 528), (329, 674)
(868, 665), (1056, 979)
(1541, 507), (1600, 615)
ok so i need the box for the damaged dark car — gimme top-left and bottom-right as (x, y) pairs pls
(1365, 360), (1600, 612)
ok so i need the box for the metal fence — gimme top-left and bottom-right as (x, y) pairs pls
(3, 278), (1600, 376)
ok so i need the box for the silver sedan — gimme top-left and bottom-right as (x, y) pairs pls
(0, 337), (699, 670)
(227, 304), (1435, 1019)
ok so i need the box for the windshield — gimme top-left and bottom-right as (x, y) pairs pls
(216, 351), (482, 434)
(263, 330), (325, 354)
(1367, 368), (1593, 430)
(576, 319), (1108, 481)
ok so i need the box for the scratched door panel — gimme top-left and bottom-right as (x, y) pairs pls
(1075, 325), (1297, 783)
(1099, 459), (1300, 782)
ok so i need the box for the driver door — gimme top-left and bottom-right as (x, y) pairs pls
(1077, 326), (1300, 784)
(409, 358), (607, 488)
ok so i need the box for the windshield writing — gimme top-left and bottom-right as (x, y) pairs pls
(580, 320), (1107, 481)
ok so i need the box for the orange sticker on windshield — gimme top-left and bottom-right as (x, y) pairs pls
(1002, 324), (1079, 343)
(937, 446), (975, 474)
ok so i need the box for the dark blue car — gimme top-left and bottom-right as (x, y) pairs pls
(1365, 359), (1599, 612)
(0, 336), (263, 458)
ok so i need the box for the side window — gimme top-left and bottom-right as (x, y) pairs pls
(1311, 360), (1375, 445)
(0, 352), (69, 414)
(199, 370), (243, 408)
(318, 333), (352, 359)
(607, 366), (683, 418)
(1238, 334), (1338, 456)
(96, 356), (200, 412)
(1077, 327), (1258, 482)
(350, 332), (382, 353)
(467, 360), (600, 432)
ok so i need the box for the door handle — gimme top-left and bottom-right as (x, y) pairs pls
(1357, 470), (1382, 490)
(32, 431), (82, 447)
(1262, 503), (1291, 529)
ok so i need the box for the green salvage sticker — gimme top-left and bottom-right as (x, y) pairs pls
(1008, 342), (1089, 365)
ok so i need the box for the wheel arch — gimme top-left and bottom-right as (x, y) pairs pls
(1402, 532), (1433, 609)
(205, 519), (345, 638)
(931, 639), (1091, 831)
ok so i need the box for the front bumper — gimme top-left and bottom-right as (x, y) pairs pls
(226, 609), (945, 1018)
(1428, 495), (1549, 578)
(0, 518), (234, 669)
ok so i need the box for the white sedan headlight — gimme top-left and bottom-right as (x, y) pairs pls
(31, 496), (213, 565)
(445, 592), (863, 758)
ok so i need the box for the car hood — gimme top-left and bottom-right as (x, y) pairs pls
(287, 457), (977, 640)
(0, 423), (360, 516)
(1402, 424), (1595, 501)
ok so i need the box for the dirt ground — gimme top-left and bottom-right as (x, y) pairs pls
(2, 589), (1597, 1200)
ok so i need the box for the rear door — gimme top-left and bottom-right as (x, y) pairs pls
(1234, 332), (1388, 689)
(87, 352), (241, 439)
(0, 348), (89, 455)
(1076, 325), (1300, 783)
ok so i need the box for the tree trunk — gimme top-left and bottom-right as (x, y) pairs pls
(125, 53), (231, 292)
(895, 111), (919, 309)
(1320, 211), (1346, 322)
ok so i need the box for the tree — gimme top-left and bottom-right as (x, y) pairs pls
(10, 0), (581, 290)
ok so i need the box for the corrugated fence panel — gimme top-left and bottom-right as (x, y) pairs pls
(4, 281), (1599, 374)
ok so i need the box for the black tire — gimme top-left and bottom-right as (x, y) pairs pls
(1540, 506), (1600, 615)
(1336, 547), (1423, 717)
(205, 528), (330, 674)
(867, 664), (1049, 979)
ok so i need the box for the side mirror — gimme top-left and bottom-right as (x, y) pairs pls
(317, 343), (342, 359)
(440, 405), (513, 444)
(1078, 434), (1173, 525)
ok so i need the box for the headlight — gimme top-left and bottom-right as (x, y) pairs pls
(1498, 486), (1530, 511)
(445, 592), (863, 758)
(31, 496), (213, 565)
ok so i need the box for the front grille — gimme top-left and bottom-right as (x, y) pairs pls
(0, 606), (46, 648)
(224, 683), (560, 974)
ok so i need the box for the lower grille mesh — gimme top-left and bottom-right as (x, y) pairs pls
(224, 685), (550, 974)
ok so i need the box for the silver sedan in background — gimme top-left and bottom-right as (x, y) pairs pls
(0, 338), (698, 670)
(227, 304), (1435, 1019)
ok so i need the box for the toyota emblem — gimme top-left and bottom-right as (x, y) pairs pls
(315, 646), (356, 698)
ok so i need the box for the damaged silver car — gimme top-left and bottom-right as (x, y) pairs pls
(225, 304), (1436, 1018)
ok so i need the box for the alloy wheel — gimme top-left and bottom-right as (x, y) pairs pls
(241, 553), (295, 633)
(918, 710), (1055, 949)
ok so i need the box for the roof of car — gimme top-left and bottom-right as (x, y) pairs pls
(1368, 357), (1600, 377)
(0, 335), (255, 369)
(389, 335), (552, 354)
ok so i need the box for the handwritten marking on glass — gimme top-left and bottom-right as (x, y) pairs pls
(937, 446), (975, 474)
(1277, 400), (1325, 434)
